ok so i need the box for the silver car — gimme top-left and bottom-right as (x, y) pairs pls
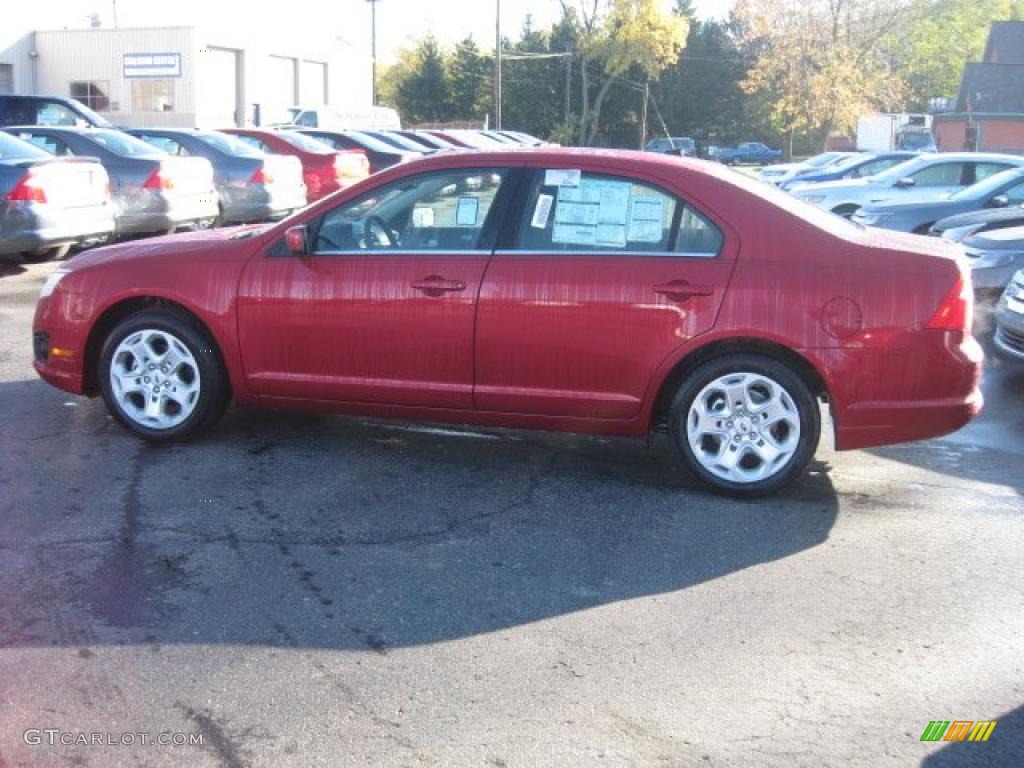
(5, 126), (219, 236)
(0, 131), (114, 261)
(994, 269), (1024, 363)
(789, 152), (1024, 218)
(961, 225), (1024, 293)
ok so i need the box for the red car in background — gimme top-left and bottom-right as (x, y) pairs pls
(220, 128), (368, 203)
(30, 149), (982, 496)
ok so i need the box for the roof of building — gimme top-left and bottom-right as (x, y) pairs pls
(983, 20), (1024, 64)
(956, 62), (1024, 114)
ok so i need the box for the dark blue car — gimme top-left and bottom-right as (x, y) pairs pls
(780, 151), (917, 191)
(716, 142), (782, 165)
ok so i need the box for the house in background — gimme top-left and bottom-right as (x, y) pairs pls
(933, 20), (1024, 153)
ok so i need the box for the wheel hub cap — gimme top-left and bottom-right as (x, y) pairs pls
(109, 329), (200, 430)
(686, 371), (801, 484)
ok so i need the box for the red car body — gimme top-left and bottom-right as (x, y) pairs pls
(220, 128), (368, 203)
(33, 149), (982, 484)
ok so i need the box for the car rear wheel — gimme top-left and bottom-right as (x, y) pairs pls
(99, 309), (230, 441)
(669, 354), (820, 497)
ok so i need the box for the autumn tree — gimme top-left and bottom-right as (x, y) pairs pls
(736, 0), (910, 156)
(559, 0), (688, 145)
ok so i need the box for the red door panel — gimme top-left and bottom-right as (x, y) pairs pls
(474, 254), (735, 418)
(237, 253), (488, 408)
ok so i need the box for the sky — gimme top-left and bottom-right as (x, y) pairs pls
(9, 1), (736, 62)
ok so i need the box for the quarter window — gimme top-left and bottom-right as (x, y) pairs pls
(974, 162), (1014, 183)
(312, 169), (505, 253)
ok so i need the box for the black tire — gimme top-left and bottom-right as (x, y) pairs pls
(831, 205), (859, 219)
(23, 244), (71, 263)
(668, 354), (821, 497)
(98, 309), (230, 442)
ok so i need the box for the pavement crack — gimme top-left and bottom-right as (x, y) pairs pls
(178, 705), (247, 768)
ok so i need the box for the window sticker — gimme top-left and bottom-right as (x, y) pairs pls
(531, 193), (554, 228)
(544, 168), (581, 187)
(455, 196), (480, 227)
(552, 178), (633, 247)
(627, 196), (665, 243)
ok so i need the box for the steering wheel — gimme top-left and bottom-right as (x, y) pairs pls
(363, 215), (400, 248)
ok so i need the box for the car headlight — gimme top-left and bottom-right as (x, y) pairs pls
(940, 225), (979, 243)
(39, 269), (71, 299)
(854, 212), (892, 226)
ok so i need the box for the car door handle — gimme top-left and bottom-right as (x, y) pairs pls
(411, 276), (467, 295)
(653, 281), (714, 300)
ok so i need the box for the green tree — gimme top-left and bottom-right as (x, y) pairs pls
(560, 0), (688, 145)
(448, 37), (492, 121)
(897, 0), (1024, 110)
(395, 36), (451, 124)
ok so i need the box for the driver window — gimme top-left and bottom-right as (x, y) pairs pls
(312, 168), (505, 253)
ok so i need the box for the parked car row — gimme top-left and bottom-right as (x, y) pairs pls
(1, 119), (549, 262)
(760, 147), (1024, 301)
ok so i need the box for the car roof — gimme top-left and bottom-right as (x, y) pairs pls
(3, 125), (101, 134)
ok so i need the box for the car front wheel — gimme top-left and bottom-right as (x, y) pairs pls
(669, 354), (821, 497)
(99, 309), (230, 441)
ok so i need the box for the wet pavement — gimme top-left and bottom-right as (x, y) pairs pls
(1, 260), (1022, 767)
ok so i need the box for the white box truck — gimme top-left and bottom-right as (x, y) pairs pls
(857, 114), (935, 152)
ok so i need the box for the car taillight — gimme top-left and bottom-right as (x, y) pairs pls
(334, 151), (369, 180)
(142, 164), (174, 191)
(927, 273), (973, 332)
(6, 169), (47, 203)
(250, 165), (273, 185)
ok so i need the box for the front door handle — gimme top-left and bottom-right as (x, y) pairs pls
(653, 281), (714, 301)
(411, 276), (467, 296)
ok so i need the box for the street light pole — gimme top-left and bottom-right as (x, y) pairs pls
(366, 0), (380, 106)
(494, 0), (502, 129)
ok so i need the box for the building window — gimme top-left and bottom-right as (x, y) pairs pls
(132, 79), (175, 112)
(70, 81), (111, 111)
(0, 64), (13, 95)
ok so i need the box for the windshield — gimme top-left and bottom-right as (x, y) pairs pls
(75, 100), (113, 128)
(805, 152), (850, 168)
(87, 129), (164, 157)
(950, 168), (1024, 201)
(277, 131), (336, 154)
(900, 133), (934, 150)
(344, 131), (408, 154)
(0, 131), (51, 159)
(196, 131), (264, 157)
(366, 131), (428, 152)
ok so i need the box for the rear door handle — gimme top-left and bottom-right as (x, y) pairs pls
(653, 281), (714, 300)
(411, 276), (467, 295)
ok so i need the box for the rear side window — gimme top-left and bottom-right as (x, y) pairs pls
(236, 135), (271, 153)
(517, 170), (722, 257)
(136, 135), (189, 156)
(16, 133), (75, 157)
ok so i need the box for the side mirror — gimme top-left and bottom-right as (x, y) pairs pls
(988, 194), (1009, 209)
(894, 177), (916, 188)
(284, 225), (308, 255)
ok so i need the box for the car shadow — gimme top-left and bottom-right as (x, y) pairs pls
(0, 257), (27, 278)
(0, 379), (841, 653)
(920, 704), (1023, 768)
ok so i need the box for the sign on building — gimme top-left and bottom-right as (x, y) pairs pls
(123, 53), (182, 79)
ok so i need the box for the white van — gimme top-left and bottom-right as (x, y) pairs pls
(274, 105), (402, 131)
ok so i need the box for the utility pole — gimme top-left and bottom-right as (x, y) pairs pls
(494, 0), (502, 129)
(565, 53), (572, 130)
(366, 0), (381, 105)
(640, 81), (649, 149)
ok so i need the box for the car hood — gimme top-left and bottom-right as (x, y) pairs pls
(962, 225), (1024, 252)
(934, 205), (1024, 231)
(68, 224), (274, 270)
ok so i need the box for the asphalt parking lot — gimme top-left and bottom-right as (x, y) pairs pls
(1, 259), (1022, 768)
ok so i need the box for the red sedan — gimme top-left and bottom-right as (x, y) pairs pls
(31, 149), (982, 495)
(220, 128), (368, 203)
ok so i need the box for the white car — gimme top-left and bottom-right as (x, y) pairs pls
(758, 151), (856, 186)
(789, 152), (1024, 218)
